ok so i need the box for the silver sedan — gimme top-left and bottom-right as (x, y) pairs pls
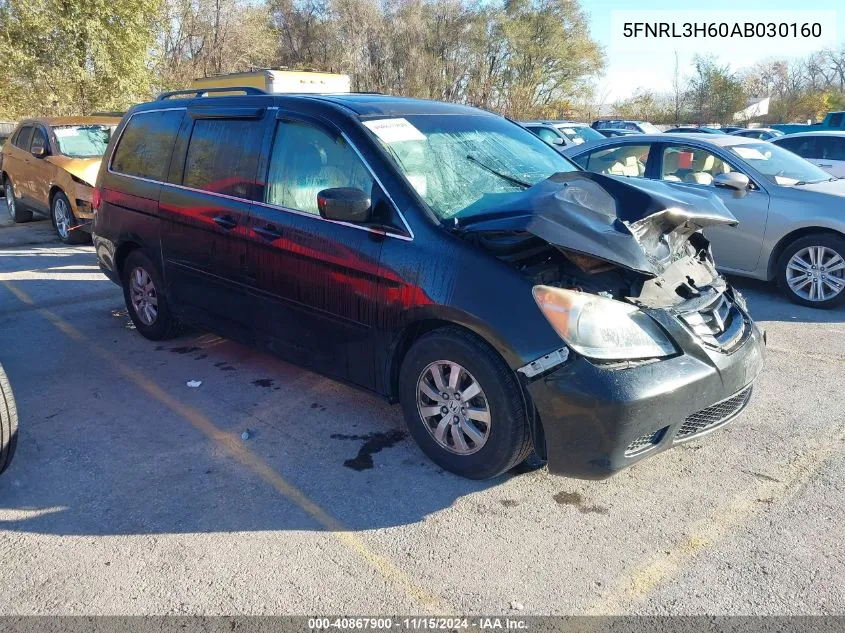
(564, 134), (845, 307)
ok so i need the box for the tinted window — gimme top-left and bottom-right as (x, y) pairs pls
(183, 118), (264, 199)
(829, 113), (843, 127)
(266, 121), (373, 215)
(15, 126), (33, 150)
(827, 137), (845, 161)
(30, 128), (47, 152)
(111, 110), (184, 181)
(774, 136), (803, 153)
(578, 144), (650, 178)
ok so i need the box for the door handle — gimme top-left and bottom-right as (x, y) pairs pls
(818, 163), (833, 168)
(213, 214), (238, 230)
(254, 224), (282, 241)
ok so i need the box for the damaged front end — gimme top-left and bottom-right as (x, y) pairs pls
(457, 172), (765, 478)
(459, 171), (751, 362)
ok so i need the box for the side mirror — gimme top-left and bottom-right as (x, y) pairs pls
(713, 172), (750, 191)
(30, 142), (46, 158)
(551, 137), (565, 146)
(317, 187), (372, 223)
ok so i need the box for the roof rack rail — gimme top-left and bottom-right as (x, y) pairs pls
(156, 86), (268, 101)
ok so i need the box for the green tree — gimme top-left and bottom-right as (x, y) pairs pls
(0, 0), (162, 117)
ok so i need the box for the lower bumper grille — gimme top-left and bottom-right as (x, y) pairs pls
(675, 385), (752, 442)
(625, 427), (666, 457)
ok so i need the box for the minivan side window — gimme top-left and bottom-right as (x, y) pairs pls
(183, 119), (265, 200)
(111, 110), (184, 181)
(266, 121), (374, 215)
(14, 126), (33, 150)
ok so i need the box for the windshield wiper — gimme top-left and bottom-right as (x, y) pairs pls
(466, 155), (531, 189)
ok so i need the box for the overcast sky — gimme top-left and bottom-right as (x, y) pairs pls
(585, 0), (844, 101)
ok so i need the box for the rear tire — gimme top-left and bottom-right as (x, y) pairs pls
(398, 327), (531, 479)
(0, 363), (19, 476)
(5, 180), (32, 223)
(122, 250), (179, 340)
(776, 233), (845, 308)
(51, 191), (87, 244)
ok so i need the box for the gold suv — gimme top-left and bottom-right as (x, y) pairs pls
(2, 116), (120, 243)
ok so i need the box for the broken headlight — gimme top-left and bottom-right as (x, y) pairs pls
(532, 286), (676, 360)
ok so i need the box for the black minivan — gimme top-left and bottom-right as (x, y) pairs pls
(93, 88), (766, 480)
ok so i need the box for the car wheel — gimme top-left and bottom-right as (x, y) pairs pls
(122, 250), (179, 340)
(398, 327), (532, 479)
(4, 180), (32, 223)
(0, 363), (19, 476)
(51, 191), (87, 244)
(777, 234), (845, 308)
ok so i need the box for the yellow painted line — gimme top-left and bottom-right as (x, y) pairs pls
(583, 422), (845, 614)
(2, 279), (453, 613)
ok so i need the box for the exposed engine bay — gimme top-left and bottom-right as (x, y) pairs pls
(457, 171), (738, 309)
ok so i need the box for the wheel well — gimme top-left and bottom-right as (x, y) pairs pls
(47, 186), (64, 224)
(767, 228), (845, 279)
(114, 241), (142, 279)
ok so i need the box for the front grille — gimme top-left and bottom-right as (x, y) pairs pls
(675, 386), (753, 442)
(624, 427), (666, 456)
(680, 291), (746, 351)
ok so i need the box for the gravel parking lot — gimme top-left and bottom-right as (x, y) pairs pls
(1, 214), (843, 616)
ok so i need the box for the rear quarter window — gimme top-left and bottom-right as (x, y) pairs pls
(111, 110), (184, 181)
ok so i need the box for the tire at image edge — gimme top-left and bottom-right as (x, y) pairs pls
(0, 364), (19, 476)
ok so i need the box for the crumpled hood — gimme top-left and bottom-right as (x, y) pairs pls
(458, 171), (737, 276)
(46, 156), (102, 187)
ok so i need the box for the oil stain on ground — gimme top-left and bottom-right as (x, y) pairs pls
(330, 430), (408, 471)
(553, 490), (609, 515)
(170, 346), (201, 354)
(252, 378), (274, 388)
(214, 361), (236, 371)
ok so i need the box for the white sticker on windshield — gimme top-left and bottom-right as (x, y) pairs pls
(732, 146), (767, 160)
(363, 118), (426, 144)
(562, 128), (576, 135)
(572, 138), (585, 144)
(53, 128), (76, 137)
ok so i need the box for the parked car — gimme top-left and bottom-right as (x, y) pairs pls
(720, 126), (745, 134)
(730, 128), (784, 141)
(770, 132), (845, 178)
(597, 128), (642, 138)
(592, 119), (661, 134)
(1, 116), (120, 242)
(521, 120), (604, 149)
(772, 110), (845, 135)
(564, 134), (845, 307)
(94, 90), (764, 480)
(664, 126), (726, 134)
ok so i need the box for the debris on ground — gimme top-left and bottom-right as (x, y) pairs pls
(241, 430), (251, 440)
(186, 380), (202, 388)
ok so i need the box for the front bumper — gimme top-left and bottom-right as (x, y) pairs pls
(525, 315), (766, 479)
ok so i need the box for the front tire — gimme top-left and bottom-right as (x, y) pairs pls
(52, 191), (87, 244)
(122, 250), (179, 340)
(398, 327), (532, 479)
(0, 363), (19, 476)
(5, 180), (32, 223)
(777, 234), (845, 308)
